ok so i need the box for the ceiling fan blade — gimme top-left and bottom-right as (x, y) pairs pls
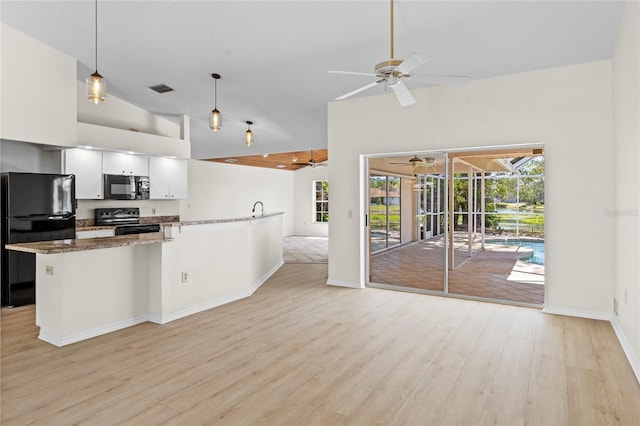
(336, 79), (384, 101)
(395, 52), (429, 75)
(411, 74), (470, 85)
(328, 70), (378, 78)
(391, 80), (415, 106)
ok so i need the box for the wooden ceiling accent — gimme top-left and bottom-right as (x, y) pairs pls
(204, 149), (328, 171)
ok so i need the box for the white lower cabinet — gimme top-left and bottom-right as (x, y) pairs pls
(149, 157), (188, 199)
(63, 148), (103, 199)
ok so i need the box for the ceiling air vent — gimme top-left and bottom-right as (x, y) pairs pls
(149, 84), (174, 94)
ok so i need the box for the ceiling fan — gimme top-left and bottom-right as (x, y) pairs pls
(390, 156), (436, 173)
(390, 156), (436, 166)
(329, 0), (469, 106)
(292, 150), (327, 168)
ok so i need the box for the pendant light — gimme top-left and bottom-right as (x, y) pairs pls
(86, 0), (107, 104)
(209, 73), (222, 131)
(245, 121), (254, 147)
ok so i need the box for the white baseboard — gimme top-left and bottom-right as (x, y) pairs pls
(610, 315), (640, 384)
(249, 260), (284, 294)
(326, 279), (363, 289)
(151, 260), (284, 325)
(543, 306), (612, 321)
(149, 291), (251, 324)
(39, 315), (149, 347)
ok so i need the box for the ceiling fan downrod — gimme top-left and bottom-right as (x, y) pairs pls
(390, 0), (394, 59)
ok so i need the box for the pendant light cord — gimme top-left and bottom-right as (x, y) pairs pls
(94, 0), (98, 71)
(214, 78), (217, 109)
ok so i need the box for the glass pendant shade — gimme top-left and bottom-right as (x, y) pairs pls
(210, 108), (221, 131)
(210, 73), (222, 131)
(86, 71), (106, 104)
(245, 121), (254, 147)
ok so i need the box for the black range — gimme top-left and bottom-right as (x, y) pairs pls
(94, 208), (161, 235)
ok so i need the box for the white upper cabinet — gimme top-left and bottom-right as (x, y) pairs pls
(149, 157), (188, 199)
(63, 148), (103, 199)
(170, 159), (189, 199)
(103, 152), (149, 176)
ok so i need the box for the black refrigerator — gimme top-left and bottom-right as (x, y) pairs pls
(1, 172), (76, 307)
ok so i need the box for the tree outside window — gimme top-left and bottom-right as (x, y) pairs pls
(314, 180), (329, 223)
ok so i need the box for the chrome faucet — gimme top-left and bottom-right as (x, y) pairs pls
(252, 201), (264, 217)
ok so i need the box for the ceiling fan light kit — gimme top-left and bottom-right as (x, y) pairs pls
(86, 0), (106, 104)
(209, 73), (222, 131)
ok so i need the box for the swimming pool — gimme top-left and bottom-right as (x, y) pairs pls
(486, 239), (545, 266)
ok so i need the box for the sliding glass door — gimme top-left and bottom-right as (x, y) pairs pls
(367, 148), (545, 306)
(370, 175), (401, 252)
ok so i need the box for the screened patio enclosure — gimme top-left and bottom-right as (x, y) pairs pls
(367, 147), (545, 306)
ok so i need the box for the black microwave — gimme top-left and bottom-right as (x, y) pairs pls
(103, 174), (150, 200)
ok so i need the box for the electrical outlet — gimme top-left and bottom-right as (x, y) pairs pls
(45, 265), (54, 276)
(181, 272), (189, 283)
(152, 208), (156, 215)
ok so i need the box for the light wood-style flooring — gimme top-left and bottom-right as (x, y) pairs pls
(2, 263), (638, 425)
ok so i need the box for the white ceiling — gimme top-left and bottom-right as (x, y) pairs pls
(1, 1), (623, 159)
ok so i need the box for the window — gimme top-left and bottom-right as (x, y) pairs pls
(314, 180), (329, 223)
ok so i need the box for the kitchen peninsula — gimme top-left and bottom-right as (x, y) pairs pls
(6, 212), (284, 346)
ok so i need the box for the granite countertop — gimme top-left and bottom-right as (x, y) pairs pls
(165, 211), (284, 227)
(77, 226), (115, 231)
(5, 233), (171, 254)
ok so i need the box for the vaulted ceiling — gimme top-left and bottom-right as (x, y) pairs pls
(1, 1), (624, 160)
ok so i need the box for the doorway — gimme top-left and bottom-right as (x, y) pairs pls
(367, 146), (545, 306)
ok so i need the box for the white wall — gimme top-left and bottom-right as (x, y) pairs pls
(0, 140), (62, 174)
(0, 24), (77, 147)
(612, 1), (640, 376)
(328, 60), (614, 317)
(76, 82), (180, 139)
(292, 165), (329, 236)
(180, 160), (294, 236)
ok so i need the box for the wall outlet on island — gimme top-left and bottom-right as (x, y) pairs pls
(181, 272), (189, 283)
(45, 265), (54, 276)
(151, 208), (156, 215)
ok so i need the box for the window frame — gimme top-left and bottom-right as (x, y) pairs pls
(313, 180), (329, 223)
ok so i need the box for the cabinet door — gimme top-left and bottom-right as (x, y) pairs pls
(169, 159), (189, 199)
(102, 152), (128, 175)
(148, 157), (172, 199)
(102, 152), (148, 176)
(63, 148), (103, 199)
(128, 155), (149, 176)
